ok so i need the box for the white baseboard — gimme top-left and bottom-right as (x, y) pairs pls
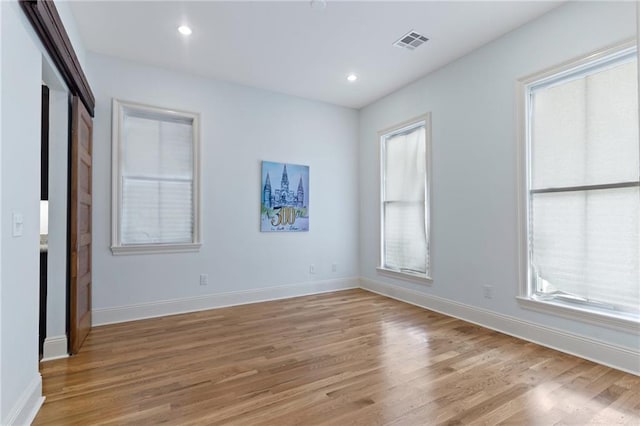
(93, 277), (359, 326)
(359, 277), (640, 376)
(42, 335), (68, 361)
(4, 374), (44, 426)
(90, 275), (638, 375)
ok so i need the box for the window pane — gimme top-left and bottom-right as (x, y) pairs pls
(531, 59), (639, 189)
(384, 126), (426, 202)
(123, 116), (193, 179)
(122, 178), (193, 244)
(384, 201), (428, 273)
(123, 116), (161, 176)
(158, 180), (194, 243)
(531, 187), (640, 313)
(531, 78), (586, 188)
(159, 121), (193, 178)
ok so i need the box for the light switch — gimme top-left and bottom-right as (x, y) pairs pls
(12, 212), (24, 237)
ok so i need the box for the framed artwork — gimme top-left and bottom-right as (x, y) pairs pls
(261, 161), (309, 232)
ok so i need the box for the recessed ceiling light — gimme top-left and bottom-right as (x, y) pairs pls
(310, 0), (327, 10)
(347, 73), (358, 82)
(178, 25), (192, 36)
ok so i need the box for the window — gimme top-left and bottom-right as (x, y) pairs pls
(518, 43), (639, 329)
(111, 100), (201, 254)
(378, 114), (432, 281)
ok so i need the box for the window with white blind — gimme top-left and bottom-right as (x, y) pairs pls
(378, 114), (432, 281)
(112, 100), (201, 255)
(518, 43), (639, 329)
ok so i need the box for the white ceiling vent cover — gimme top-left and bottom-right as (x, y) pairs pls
(393, 30), (429, 50)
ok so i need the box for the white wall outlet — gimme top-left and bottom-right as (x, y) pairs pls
(199, 274), (208, 286)
(309, 264), (316, 274)
(483, 285), (494, 299)
(12, 212), (24, 237)
(331, 263), (337, 272)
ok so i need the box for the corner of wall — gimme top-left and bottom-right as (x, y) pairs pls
(2, 374), (44, 426)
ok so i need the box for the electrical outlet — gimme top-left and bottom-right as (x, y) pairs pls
(331, 263), (337, 273)
(199, 274), (208, 286)
(483, 285), (493, 299)
(309, 264), (316, 274)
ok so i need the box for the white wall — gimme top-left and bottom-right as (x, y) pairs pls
(0, 1), (44, 423)
(0, 0), (88, 421)
(87, 53), (359, 318)
(359, 1), (639, 362)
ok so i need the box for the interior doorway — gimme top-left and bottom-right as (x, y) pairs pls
(23, 0), (96, 360)
(39, 84), (50, 360)
(40, 59), (72, 361)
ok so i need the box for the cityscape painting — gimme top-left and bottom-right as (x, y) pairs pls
(261, 161), (309, 232)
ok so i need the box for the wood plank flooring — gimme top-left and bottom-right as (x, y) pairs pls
(34, 289), (640, 425)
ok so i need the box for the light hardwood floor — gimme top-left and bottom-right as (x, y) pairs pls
(35, 289), (640, 425)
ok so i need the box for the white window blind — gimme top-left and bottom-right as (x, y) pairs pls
(122, 114), (194, 244)
(528, 48), (639, 315)
(381, 121), (429, 276)
(112, 100), (200, 254)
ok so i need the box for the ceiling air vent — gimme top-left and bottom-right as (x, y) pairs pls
(393, 30), (429, 51)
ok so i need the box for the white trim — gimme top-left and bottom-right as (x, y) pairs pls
(359, 277), (640, 376)
(111, 99), (202, 255)
(111, 242), (202, 256)
(377, 113), (430, 137)
(516, 297), (639, 333)
(528, 46), (636, 92)
(93, 277), (359, 326)
(518, 38), (637, 88)
(515, 68), (530, 301)
(42, 335), (69, 361)
(376, 267), (432, 285)
(3, 374), (44, 426)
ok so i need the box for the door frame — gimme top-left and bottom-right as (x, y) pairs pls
(20, 0), (94, 116)
(20, 0), (95, 354)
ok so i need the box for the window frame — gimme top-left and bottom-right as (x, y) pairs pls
(516, 40), (639, 332)
(111, 99), (202, 255)
(377, 113), (433, 284)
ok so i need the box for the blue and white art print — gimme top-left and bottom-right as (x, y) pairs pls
(261, 161), (309, 232)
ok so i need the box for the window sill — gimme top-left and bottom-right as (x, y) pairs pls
(376, 267), (432, 285)
(111, 243), (201, 256)
(516, 296), (640, 333)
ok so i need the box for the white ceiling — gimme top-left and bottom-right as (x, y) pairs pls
(69, 1), (562, 109)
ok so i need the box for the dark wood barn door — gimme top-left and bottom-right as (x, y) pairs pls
(69, 96), (93, 354)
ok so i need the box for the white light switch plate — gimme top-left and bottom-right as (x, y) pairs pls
(12, 212), (24, 237)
